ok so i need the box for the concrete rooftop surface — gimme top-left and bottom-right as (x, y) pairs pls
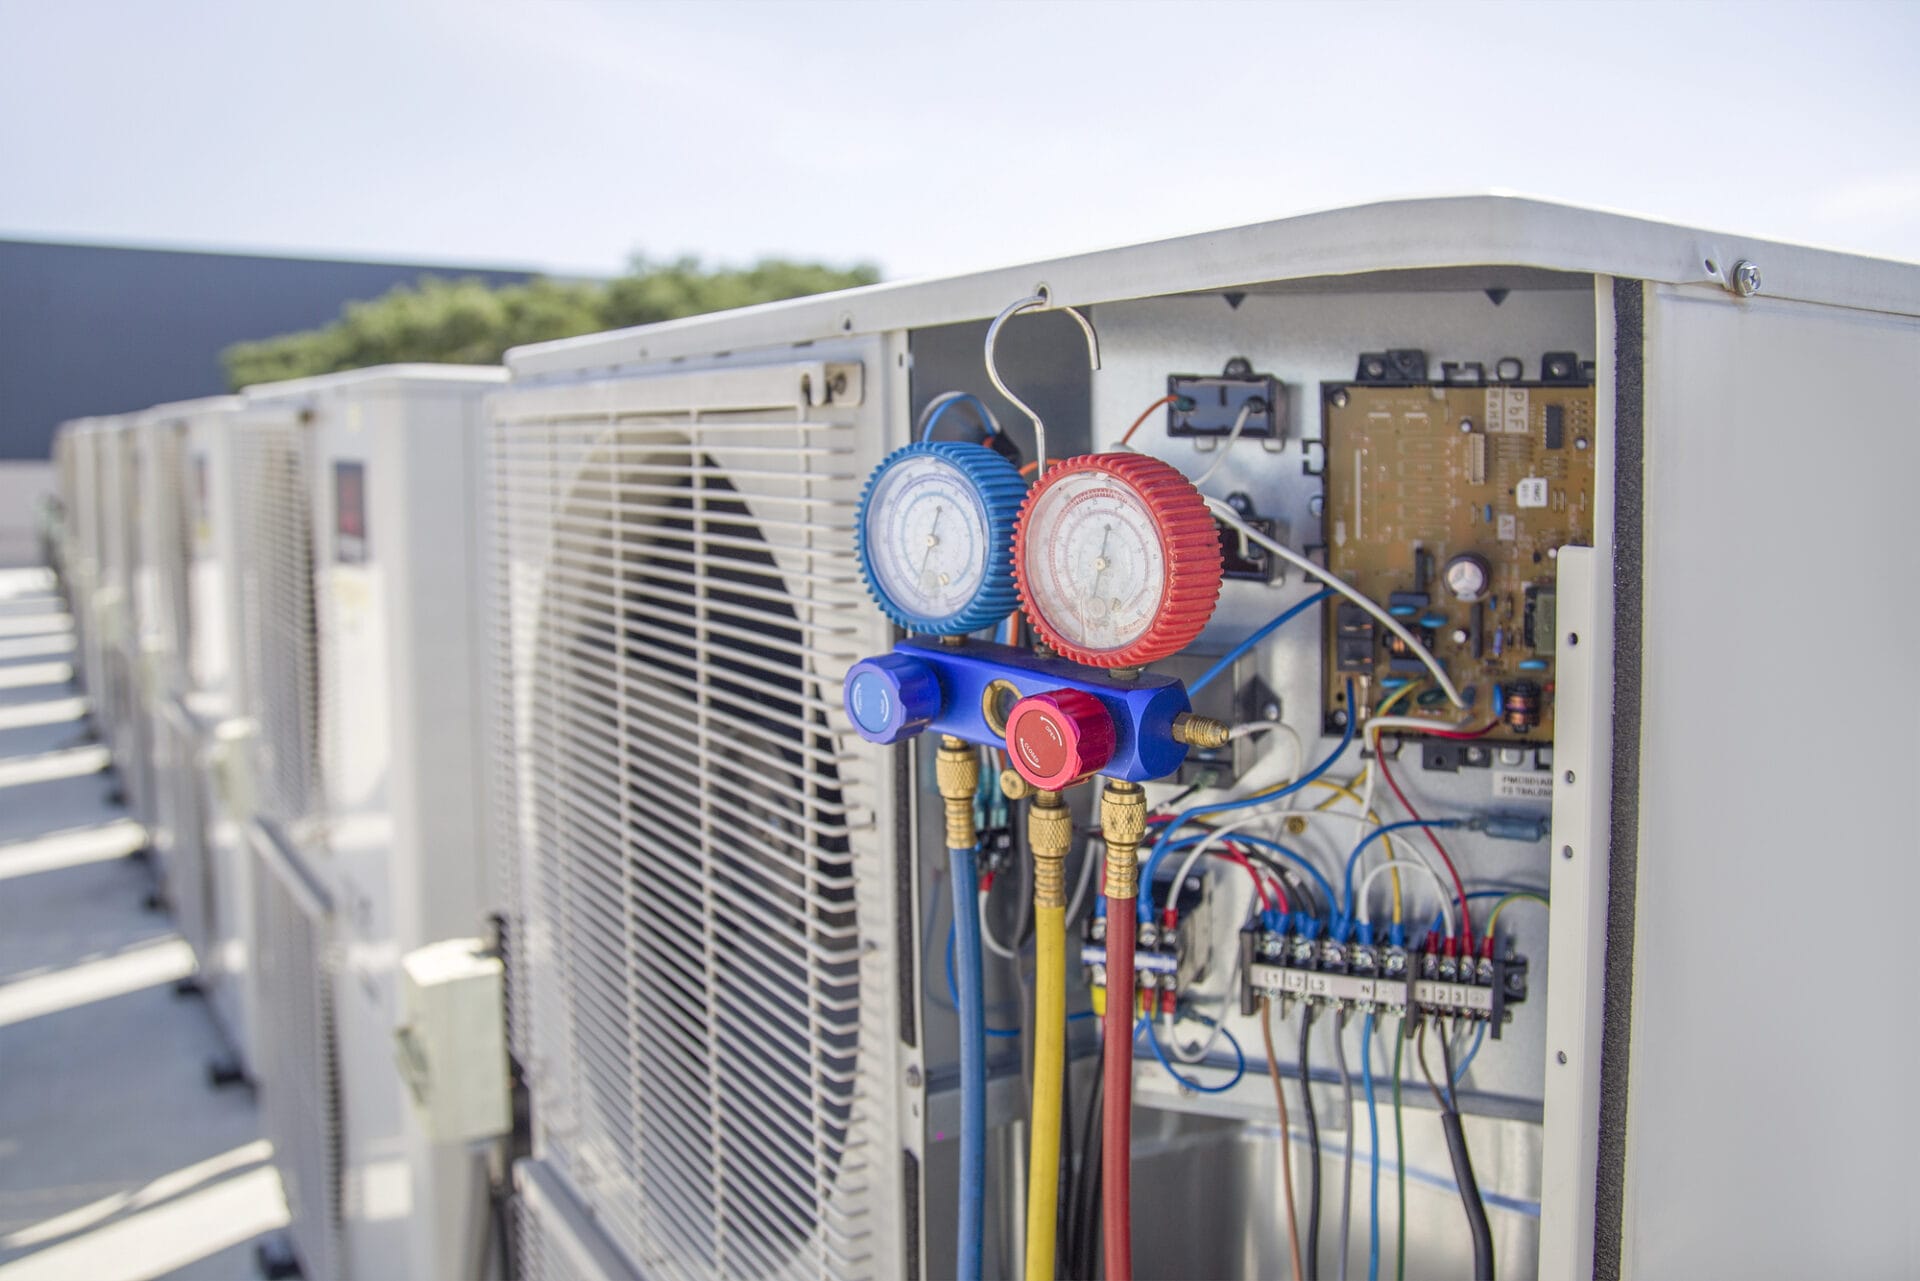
(0, 567), (290, 1281)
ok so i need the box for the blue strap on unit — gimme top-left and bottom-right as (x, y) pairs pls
(854, 440), (1026, 636)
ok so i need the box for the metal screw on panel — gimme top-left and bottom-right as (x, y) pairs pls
(1564, 770), (1576, 785)
(1331, 390), (1350, 408)
(905, 1065), (923, 1088)
(1561, 845), (1574, 860)
(1308, 494), (1325, 518)
(1732, 260), (1762, 297)
(1556, 1051), (1569, 1065)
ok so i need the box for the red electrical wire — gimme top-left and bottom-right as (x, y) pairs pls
(1101, 907), (1136, 1281)
(1219, 847), (1287, 915)
(1374, 744), (1473, 937)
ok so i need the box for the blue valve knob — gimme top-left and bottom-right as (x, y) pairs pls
(843, 653), (942, 745)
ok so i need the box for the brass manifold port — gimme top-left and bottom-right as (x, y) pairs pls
(1100, 779), (1147, 901)
(935, 735), (979, 851)
(1171, 712), (1231, 750)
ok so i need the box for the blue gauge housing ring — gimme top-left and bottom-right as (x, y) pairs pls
(855, 440), (1026, 635)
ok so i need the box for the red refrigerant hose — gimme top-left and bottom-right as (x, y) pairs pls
(1097, 779), (1146, 1281)
(1101, 906), (1136, 1281)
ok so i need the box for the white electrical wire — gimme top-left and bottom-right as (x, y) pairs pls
(1165, 1006), (1230, 1064)
(1188, 401), (1254, 489)
(1357, 858), (1457, 938)
(1203, 497), (1468, 708)
(978, 889), (1019, 960)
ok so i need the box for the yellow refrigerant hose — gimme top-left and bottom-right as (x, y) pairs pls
(1023, 788), (1071, 1281)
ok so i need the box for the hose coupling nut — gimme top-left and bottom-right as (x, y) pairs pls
(1171, 712), (1231, 750)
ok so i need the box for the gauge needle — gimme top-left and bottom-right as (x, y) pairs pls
(1087, 523), (1113, 596)
(919, 507), (945, 575)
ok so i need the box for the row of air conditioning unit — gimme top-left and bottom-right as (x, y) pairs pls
(53, 369), (518, 1281)
(45, 199), (1917, 1281)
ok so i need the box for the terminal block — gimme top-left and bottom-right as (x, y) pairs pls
(1235, 923), (1529, 1037)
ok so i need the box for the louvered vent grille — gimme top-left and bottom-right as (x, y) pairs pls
(253, 835), (343, 1281)
(154, 425), (194, 676)
(159, 707), (216, 964)
(489, 360), (899, 1281)
(233, 421), (322, 829)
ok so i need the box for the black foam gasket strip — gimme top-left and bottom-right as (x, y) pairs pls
(894, 739), (917, 1049)
(1593, 277), (1646, 1280)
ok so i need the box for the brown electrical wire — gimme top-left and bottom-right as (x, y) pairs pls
(1117, 394), (1181, 448)
(1260, 997), (1305, 1281)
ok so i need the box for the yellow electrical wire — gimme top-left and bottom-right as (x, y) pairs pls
(1483, 891), (1549, 942)
(1024, 902), (1066, 1280)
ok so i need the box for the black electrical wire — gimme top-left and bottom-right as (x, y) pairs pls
(1238, 849), (1325, 920)
(1437, 1029), (1493, 1280)
(1067, 1042), (1106, 1279)
(1416, 1020), (1494, 1281)
(1299, 1004), (1321, 1281)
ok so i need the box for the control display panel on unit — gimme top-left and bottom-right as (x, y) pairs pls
(1319, 366), (1596, 742)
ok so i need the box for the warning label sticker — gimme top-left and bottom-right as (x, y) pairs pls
(1493, 770), (1554, 801)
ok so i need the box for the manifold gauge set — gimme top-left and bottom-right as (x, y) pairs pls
(846, 440), (1225, 788)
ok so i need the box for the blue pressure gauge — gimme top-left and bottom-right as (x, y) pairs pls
(855, 441), (1025, 635)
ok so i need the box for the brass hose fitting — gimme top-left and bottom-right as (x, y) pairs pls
(1171, 712), (1231, 750)
(1028, 789), (1070, 910)
(1099, 779), (1147, 901)
(935, 735), (979, 851)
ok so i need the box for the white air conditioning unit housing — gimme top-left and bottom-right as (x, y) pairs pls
(130, 396), (261, 1078)
(238, 364), (510, 1281)
(487, 351), (907, 1281)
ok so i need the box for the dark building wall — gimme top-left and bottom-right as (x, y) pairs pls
(0, 239), (536, 460)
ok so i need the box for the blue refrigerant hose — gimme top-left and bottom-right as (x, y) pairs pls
(948, 843), (987, 1281)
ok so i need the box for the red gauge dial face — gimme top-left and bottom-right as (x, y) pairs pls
(1014, 454), (1223, 668)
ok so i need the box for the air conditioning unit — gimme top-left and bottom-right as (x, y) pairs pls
(487, 353), (905, 1281)
(236, 365), (509, 1281)
(94, 416), (157, 826)
(486, 198), (1920, 1281)
(128, 396), (259, 1078)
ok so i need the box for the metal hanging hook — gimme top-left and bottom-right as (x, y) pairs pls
(983, 287), (1100, 477)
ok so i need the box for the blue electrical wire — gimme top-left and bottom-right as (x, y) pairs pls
(1141, 831), (1337, 923)
(1363, 1011), (1381, 1281)
(1339, 818), (1464, 924)
(1136, 1014), (1247, 1094)
(1451, 1020), (1487, 1085)
(921, 393), (999, 442)
(1138, 681), (1357, 922)
(947, 845), (986, 1281)
(1186, 588), (1337, 696)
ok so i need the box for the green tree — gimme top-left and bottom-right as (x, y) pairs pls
(221, 254), (880, 389)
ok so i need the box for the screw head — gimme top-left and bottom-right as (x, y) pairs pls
(905, 1065), (923, 1088)
(1331, 389), (1350, 408)
(1308, 493), (1326, 518)
(1556, 1050), (1569, 1065)
(1732, 260), (1762, 297)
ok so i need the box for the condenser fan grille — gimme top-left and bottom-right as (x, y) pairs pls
(233, 420), (321, 828)
(490, 366), (898, 1281)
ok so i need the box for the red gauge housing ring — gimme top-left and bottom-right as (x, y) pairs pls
(1012, 452), (1224, 668)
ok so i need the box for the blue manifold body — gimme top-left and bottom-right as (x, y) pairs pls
(842, 636), (1192, 782)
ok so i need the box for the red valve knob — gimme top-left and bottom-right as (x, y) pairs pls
(1004, 689), (1116, 790)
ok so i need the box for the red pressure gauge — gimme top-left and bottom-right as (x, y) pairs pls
(1013, 453), (1223, 668)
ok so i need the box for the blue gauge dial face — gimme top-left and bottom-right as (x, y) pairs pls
(864, 454), (992, 622)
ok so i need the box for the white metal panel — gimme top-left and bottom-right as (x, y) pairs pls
(1621, 287), (1920, 1276)
(508, 196), (1920, 376)
(284, 368), (503, 1281)
(489, 345), (905, 1281)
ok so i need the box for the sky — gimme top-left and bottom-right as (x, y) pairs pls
(2, 0), (1917, 280)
